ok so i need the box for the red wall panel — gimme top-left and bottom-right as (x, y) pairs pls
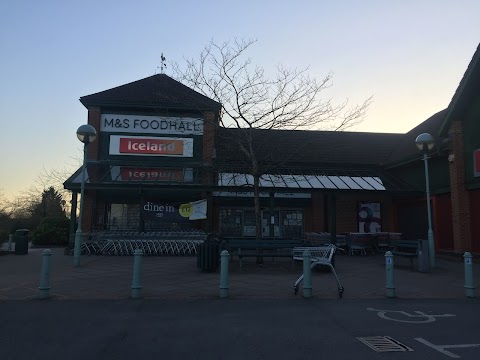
(470, 189), (480, 253)
(434, 194), (454, 251)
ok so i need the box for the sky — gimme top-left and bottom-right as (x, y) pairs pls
(0, 0), (479, 200)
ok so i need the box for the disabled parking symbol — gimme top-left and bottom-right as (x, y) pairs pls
(366, 308), (456, 323)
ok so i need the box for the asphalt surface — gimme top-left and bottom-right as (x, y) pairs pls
(1, 299), (479, 360)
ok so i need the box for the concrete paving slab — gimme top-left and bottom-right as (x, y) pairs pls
(0, 247), (479, 300)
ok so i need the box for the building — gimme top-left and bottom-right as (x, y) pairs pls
(65, 43), (480, 255)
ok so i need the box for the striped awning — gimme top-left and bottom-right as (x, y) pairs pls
(218, 173), (385, 191)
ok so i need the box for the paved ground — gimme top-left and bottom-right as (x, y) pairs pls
(1, 244), (479, 300)
(2, 299), (480, 360)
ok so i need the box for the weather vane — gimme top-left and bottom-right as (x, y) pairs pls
(157, 53), (166, 74)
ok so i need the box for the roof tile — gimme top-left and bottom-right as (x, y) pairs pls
(80, 74), (221, 111)
(217, 127), (405, 168)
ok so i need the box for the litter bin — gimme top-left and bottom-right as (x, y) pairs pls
(14, 229), (29, 255)
(417, 239), (430, 273)
(196, 242), (220, 272)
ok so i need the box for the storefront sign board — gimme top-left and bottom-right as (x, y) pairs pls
(101, 114), (203, 135)
(110, 166), (193, 182)
(109, 135), (193, 157)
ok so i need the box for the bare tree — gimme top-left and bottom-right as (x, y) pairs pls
(8, 160), (79, 224)
(0, 189), (9, 214)
(30, 166), (75, 213)
(174, 38), (372, 241)
(0, 189), (12, 234)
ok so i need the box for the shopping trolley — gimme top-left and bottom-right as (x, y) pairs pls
(292, 245), (344, 298)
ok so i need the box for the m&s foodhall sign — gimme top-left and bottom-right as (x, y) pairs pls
(101, 114), (203, 135)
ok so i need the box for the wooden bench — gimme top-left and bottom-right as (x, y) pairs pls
(221, 238), (306, 268)
(304, 232), (347, 250)
(390, 240), (420, 269)
(374, 232), (403, 253)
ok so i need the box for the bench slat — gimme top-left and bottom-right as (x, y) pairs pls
(222, 238), (305, 268)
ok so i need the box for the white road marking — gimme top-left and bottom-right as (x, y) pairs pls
(367, 308), (455, 323)
(415, 337), (480, 358)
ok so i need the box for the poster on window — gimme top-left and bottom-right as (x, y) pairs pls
(358, 202), (381, 233)
(142, 202), (188, 222)
(180, 199), (208, 220)
(141, 200), (207, 221)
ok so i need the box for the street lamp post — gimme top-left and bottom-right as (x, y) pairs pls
(415, 132), (435, 269)
(73, 124), (97, 267)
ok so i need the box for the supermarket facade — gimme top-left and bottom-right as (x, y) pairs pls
(64, 44), (480, 254)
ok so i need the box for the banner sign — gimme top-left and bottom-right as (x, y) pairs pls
(474, 149), (480, 177)
(142, 202), (188, 222)
(101, 114), (203, 135)
(142, 200), (207, 221)
(358, 202), (381, 233)
(109, 135), (193, 157)
(179, 199), (208, 220)
(110, 167), (193, 182)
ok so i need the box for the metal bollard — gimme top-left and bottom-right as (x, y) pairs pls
(38, 249), (52, 299)
(131, 249), (143, 299)
(219, 250), (229, 298)
(303, 250), (312, 298)
(385, 251), (396, 298)
(464, 252), (475, 298)
(8, 234), (13, 252)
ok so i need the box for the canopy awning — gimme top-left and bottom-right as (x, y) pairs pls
(64, 163), (201, 189)
(64, 163), (420, 193)
(218, 173), (385, 191)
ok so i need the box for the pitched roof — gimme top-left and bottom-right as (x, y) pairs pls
(439, 42), (480, 136)
(384, 109), (448, 166)
(217, 127), (405, 169)
(80, 74), (221, 112)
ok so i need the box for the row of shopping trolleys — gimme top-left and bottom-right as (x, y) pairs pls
(77, 231), (207, 256)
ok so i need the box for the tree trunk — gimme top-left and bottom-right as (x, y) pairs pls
(254, 174), (263, 264)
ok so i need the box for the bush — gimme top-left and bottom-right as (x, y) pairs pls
(32, 217), (70, 246)
(0, 230), (8, 249)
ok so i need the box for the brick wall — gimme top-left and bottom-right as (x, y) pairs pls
(336, 193), (394, 233)
(78, 107), (101, 233)
(304, 192), (395, 234)
(80, 190), (96, 232)
(448, 121), (473, 252)
(309, 192), (324, 232)
(95, 197), (106, 230)
(336, 196), (358, 233)
(86, 106), (101, 161)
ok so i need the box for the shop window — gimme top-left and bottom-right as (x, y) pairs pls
(281, 210), (303, 238)
(220, 209), (243, 236)
(107, 203), (140, 231)
(220, 208), (304, 238)
(242, 211), (257, 236)
(262, 211), (280, 237)
(108, 203), (195, 232)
